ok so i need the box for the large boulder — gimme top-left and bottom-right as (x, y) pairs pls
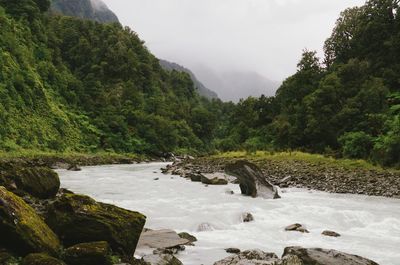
(283, 247), (379, 265)
(45, 193), (146, 257)
(201, 173), (228, 185)
(21, 253), (66, 265)
(0, 186), (61, 256)
(225, 161), (280, 199)
(0, 167), (60, 199)
(137, 229), (189, 249)
(213, 249), (280, 265)
(64, 241), (112, 265)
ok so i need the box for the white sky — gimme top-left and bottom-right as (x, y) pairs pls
(103, 0), (365, 82)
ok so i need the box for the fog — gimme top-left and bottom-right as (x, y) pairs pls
(102, 0), (365, 100)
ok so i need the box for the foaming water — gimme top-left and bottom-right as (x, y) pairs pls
(57, 163), (400, 265)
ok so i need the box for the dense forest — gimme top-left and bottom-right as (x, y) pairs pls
(0, 0), (399, 167)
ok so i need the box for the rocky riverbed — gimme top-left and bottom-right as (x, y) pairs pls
(165, 157), (400, 198)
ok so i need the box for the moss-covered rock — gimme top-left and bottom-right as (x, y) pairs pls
(0, 248), (18, 265)
(13, 167), (60, 199)
(0, 166), (60, 199)
(21, 253), (65, 265)
(64, 241), (112, 265)
(0, 186), (61, 256)
(45, 193), (146, 257)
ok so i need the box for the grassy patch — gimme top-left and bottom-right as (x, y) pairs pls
(212, 151), (399, 172)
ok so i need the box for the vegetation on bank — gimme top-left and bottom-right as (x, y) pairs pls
(212, 151), (400, 173)
(0, 0), (399, 168)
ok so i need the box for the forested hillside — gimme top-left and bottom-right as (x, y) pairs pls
(0, 0), (217, 155)
(214, 0), (400, 167)
(0, 0), (399, 167)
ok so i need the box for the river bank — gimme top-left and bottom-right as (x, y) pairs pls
(168, 151), (400, 198)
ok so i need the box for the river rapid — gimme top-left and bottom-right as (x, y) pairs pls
(57, 162), (400, 265)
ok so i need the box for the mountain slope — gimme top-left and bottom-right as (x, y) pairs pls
(0, 1), (217, 154)
(50, 0), (119, 23)
(159, 59), (218, 100)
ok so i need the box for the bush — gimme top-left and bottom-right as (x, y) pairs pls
(339, 131), (373, 159)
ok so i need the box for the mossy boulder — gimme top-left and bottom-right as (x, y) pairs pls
(0, 186), (61, 256)
(64, 241), (112, 265)
(0, 248), (18, 264)
(21, 253), (65, 265)
(45, 193), (146, 256)
(0, 167), (60, 199)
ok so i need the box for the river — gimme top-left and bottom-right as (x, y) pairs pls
(57, 162), (400, 265)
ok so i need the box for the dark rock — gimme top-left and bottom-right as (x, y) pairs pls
(283, 247), (379, 265)
(188, 173), (202, 182)
(1, 167), (60, 199)
(225, 248), (241, 254)
(64, 241), (112, 265)
(201, 173), (228, 185)
(225, 161), (280, 199)
(225, 189), (234, 195)
(322, 230), (341, 237)
(137, 229), (189, 249)
(21, 253), (65, 265)
(178, 232), (197, 243)
(285, 224), (309, 233)
(153, 178), (160, 181)
(241, 212), (254, 223)
(214, 249), (279, 265)
(142, 254), (183, 265)
(45, 193), (146, 257)
(67, 164), (81, 171)
(0, 186), (61, 256)
(0, 249), (17, 264)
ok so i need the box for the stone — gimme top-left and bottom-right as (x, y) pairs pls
(197, 222), (214, 232)
(21, 253), (66, 265)
(214, 249), (279, 265)
(0, 249), (16, 264)
(225, 161), (280, 199)
(64, 241), (112, 265)
(1, 167), (60, 199)
(241, 212), (254, 222)
(142, 254), (183, 265)
(225, 189), (234, 195)
(0, 186), (61, 256)
(45, 193), (146, 256)
(188, 173), (202, 182)
(67, 164), (82, 171)
(284, 224), (309, 233)
(283, 247), (379, 265)
(201, 173), (228, 185)
(137, 229), (189, 249)
(322, 230), (341, 237)
(178, 232), (197, 243)
(225, 248), (241, 254)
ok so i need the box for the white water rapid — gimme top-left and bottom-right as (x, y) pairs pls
(57, 162), (400, 265)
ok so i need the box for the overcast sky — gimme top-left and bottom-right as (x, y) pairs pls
(103, 0), (365, 82)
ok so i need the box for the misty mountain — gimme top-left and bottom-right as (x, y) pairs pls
(51, 0), (119, 23)
(159, 60), (219, 100)
(192, 65), (280, 102)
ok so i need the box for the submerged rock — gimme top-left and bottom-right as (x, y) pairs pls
(142, 254), (183, 265)
(201, 173), (229, 185)
(64, 241), (112, 265)
(322, 230), (341, 237)
(283, 247), (379, 265)
(225, 161), (280, 199)
(0, 186), (61, 256)
(284, 224), (309, 233)
(45, 193), (146, 256)
(21, 253), (66, 265)
(197, 222), (215, 232)
(241, 212), (254, 223)
(137, 229), (189, 249)
(214, 249), (279, 265)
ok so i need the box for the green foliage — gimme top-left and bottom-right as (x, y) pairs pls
(339, 131), (374, 159)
